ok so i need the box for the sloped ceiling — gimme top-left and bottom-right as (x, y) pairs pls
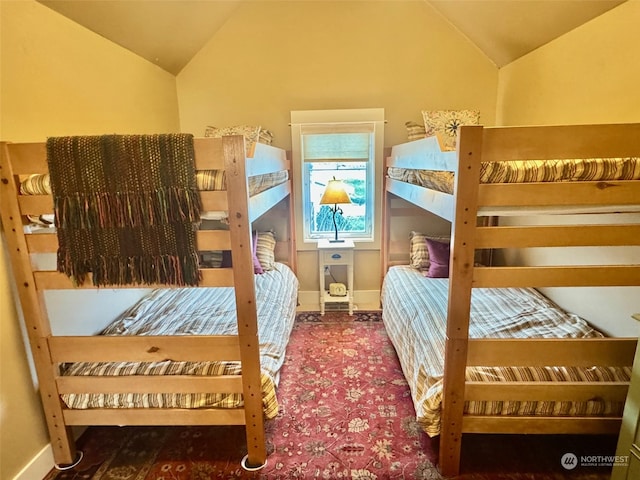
(428, 0), (626, 68)
(38, 0), (626, 75)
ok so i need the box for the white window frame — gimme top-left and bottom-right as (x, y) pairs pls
(291, 108), (384, 246)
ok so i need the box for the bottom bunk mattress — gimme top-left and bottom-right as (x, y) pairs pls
(380, 265), (630, 437)
(60, 262), (298, 419)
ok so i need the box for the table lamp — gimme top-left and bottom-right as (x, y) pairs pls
(319, 177), (352, 243)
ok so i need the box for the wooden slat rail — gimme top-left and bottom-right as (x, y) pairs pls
(466, 338), (638, 367)
(34, 268), (236, 289)
(193, 137), (226, 169)
(48, 335), (243, 363)
(473, 265), (640, 288)
(56, 374), (244, 395)
(4, 142), (48, 174)
(481, 123), (640, 161)
(25, 230), (233, 254)
(63, 408), (246, 426)
(17, 195), (52, 215)
(8, 137), (290, 181)
(462, 416), (623, 434)
(476, 224), (640, 248)
(6, 138), (229, 173)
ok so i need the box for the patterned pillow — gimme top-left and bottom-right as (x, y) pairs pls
(204, 125), (262, 156)
(252, 231), (264, 274)
(258, 129), (274, 145)
(409, 231), (430, 270)
(409, 231), (450, 271)
(255, 230), (276, 271)
(422, 110), (480, 151)
(405, 121), (426, 141)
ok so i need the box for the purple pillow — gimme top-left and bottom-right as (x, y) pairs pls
(252, 231), (264, 274)
(424, 238), (450, 278)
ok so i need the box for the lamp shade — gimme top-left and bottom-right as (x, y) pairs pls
(319, 178), (352, 205)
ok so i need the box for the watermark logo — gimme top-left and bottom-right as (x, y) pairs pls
(561, 452), (629, 469)
(561, 453), (578, 470)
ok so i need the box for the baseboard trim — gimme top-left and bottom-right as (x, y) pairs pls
(13, 444), (53, 480)
(13, 427), (86, 480)
(298, 290), (380, 312)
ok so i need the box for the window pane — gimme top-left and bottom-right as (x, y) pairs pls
(308, 162), (368, 236)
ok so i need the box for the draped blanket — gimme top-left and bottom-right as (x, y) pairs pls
(47, 134), (202, 286)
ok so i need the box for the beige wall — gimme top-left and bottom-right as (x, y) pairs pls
(496, 1), (640, 337)
(0, 2), (179, 478)
(176, 0), (498, 295)
(5, 0), (637, 476)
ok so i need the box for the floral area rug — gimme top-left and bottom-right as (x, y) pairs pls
(44, 311), (617, 480)
(45, 311), (441, 480)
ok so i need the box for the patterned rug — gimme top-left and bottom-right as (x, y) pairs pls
(44, 311), (617, 480)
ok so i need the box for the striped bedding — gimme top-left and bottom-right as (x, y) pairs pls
(60, 263), (298, 419)
(20, 170), (288, 227)
(19, 170), (289, 196)
(381, 265), (630, 437)
(387, 157), (640, 195)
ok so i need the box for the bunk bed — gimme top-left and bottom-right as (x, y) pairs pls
(380, 123), (640, 477)
(0, 134), (298, 471)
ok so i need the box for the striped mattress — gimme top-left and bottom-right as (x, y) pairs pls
(60, 262), (298, 419)
(381, 265), (630, 437)
(19, 169), (289, 196)
(20, 170), (288, 227)
(387, 157), (640, 195)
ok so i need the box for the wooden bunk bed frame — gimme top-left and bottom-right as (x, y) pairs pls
(0, 135), (297, 470)
(381, 123), (640, 477)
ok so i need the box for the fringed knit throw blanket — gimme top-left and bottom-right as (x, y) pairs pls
(47, 134), (202, 287)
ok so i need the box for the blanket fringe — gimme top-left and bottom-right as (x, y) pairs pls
(54, 187), (201, 229)
(58, 252), (202, 287)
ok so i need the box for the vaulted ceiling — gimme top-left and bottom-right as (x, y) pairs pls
(38, 0), (626, 75)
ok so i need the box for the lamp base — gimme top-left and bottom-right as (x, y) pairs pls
(329, 239), (345, 243)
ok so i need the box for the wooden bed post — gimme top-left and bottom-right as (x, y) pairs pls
(439, 126), (484, 477)
(222, 136), (268, 468)
(380, 152), (391, 285)
(286, 153), (298, 274)
(0, 142), (78, 465)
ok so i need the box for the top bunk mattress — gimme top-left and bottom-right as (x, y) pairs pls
(380, 265), (631, 437)
(19, 169), (289, 227)
(19, 169), (289, 197)
(59, 262), (298, 418)
(387, 157), (640, 195)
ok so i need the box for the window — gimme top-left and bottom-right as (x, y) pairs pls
(291, 109), (384, 243)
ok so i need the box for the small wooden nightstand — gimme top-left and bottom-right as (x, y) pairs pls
(317, 239), (354, 315)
